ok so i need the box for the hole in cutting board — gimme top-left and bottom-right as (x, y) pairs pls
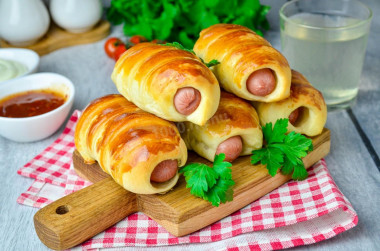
(56, 205), (70, 215)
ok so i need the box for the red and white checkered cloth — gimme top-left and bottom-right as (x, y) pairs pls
(17, 111), (358, 251)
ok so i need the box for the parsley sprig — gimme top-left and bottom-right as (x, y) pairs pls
(106, 0), (270, 48)
(163, 42), (195, 54)
(163, 42), (220, 68)
(204, 59), (220, 68)
(251, 119), (313, 180)
(180, 153), (235, 207)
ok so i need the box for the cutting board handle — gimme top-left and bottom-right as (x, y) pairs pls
(34, 177), (138, 250)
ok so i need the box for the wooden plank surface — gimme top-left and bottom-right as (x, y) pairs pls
(350, 46), (380, 160)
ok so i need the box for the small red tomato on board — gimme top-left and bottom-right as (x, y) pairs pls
(114, 44), (128, 61)
(130, 35), (147, 44)
(104, 37), (124, 59)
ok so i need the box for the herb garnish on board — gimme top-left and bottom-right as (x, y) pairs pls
(180, 153), (235, 207)
(251, 119), (313, 180)
(164, 42), (220, 67)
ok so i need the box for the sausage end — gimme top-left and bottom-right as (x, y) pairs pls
(289, 107), (301, 126)
(246, 68), (276, 96)
(174, 87), (201, 115)
(150, 159), (178, 183)
(215, 136), (243, 162)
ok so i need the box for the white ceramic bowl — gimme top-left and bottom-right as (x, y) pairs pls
(0, 48), (40, 84)
(0, 73), (75, 142)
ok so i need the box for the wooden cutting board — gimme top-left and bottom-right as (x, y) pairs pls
(34, 129), (330, 250)
(0, 21), (110, 56)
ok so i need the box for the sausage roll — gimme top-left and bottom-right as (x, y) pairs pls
(179, 92), (263, 162)
(253, 70), (327, 137)
(111, 43), (220, 126)
(193, 24), (291, 102)
(74, 94), (188, 194)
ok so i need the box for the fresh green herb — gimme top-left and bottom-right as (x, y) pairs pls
(164, 42), (220, 68)
(106, 0), (271, 48)
(163, 42), (195, 54)
(180, 153), (235, 207)
(251, 119), (313, 180)
(204, 59), (220, 68)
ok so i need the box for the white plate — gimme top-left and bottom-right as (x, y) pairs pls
(0, 48), (40, 83)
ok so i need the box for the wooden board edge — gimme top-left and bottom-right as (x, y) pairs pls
(72, 150), (110, 183)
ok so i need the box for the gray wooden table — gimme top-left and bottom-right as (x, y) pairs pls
(1, 0), (379, 250)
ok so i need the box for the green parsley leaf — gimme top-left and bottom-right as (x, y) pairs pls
(180, 153), (235, 207)
(205, 179), (235, 206)
(212, 153), (232, 179)
(163, 42), (195, 54)
(251, 119), (313, 180)
(251, 146), (284, 177)
(180, 163), (217, 198)
(262, 118), (288, 144)
(204, 59), (220, 68)
(281, 157), (294, 175)
(291, 162), (309, 180)
(106, 0), (270, 47)
(163, 42), (220, 68)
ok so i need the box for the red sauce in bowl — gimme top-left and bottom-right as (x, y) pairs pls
(0, 90), (66, 118)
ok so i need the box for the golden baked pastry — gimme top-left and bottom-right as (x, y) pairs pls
(111, 43), (220, 126)
(74, 94), (188, 194)
(253, 70), (327, 136)
(194, 24), (291, 102)
(180, 92), (263, 162)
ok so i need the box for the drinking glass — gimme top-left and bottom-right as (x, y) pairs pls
(280, 0), (372, 111)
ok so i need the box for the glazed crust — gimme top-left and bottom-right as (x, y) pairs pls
(193, 24), (291, 102)
(253, 70), (327, 136)
(111, 43), (220, 126)
(74, 94), (188, 194)
(180, 92), (263, 162)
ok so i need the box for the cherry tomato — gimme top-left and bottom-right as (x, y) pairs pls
(130, 35), (147, 44)
(104, 37), (124, 59)
(114, 44), (128, 61)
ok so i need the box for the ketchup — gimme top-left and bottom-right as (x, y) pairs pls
(0, 90), (66, 118)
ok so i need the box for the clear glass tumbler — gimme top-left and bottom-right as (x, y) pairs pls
(280, 0), (372, 111)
